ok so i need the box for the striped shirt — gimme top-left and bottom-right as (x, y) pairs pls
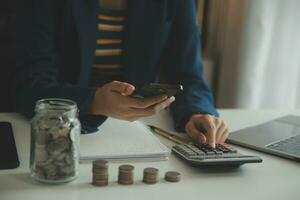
(90, 8), (126, 87)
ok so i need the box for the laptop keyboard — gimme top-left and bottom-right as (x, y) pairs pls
(266, 134), (300, 156)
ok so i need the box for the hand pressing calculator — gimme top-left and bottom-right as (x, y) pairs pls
(172, 143), (262, 166)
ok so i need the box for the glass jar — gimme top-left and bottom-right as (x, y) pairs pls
(30, 98), (81, 184)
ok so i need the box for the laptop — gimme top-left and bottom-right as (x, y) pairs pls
(227, 115), (300, 162)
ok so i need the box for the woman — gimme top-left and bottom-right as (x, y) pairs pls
(16, 0), (229, 147)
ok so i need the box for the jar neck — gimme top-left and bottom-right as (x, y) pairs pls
(35, 98), (78, 118)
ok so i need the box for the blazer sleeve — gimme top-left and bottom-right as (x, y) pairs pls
(15, 0), (96, 118)
(163, 0), (219, 132)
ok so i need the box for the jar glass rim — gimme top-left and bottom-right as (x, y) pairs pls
(35, 98), (78, 113)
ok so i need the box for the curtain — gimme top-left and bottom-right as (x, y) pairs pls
(215, 0), (300, 109)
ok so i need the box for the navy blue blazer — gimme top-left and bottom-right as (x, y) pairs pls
(16, 0), (218, 132)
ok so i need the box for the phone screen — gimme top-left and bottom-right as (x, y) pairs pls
(132, 83), (183, 98)
(0, 122), (20, 169)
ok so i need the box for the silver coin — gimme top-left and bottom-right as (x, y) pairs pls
(165, 171), (181, 182)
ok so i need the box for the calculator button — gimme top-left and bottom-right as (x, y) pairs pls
(195, 150), (206, 156)
(200, 144), (217, 155)
(218, 144), (237, 153)
(173, 145), (188, 153)
(189, 155), (205, 160)
(227, 147), (238, 153)
(186, 151), (197, 156)
(216, 146), (229, 153)
(172, 145), (184, 151)
(206, 151), (215, 155)
(189, 145), (205, 155)
(213, 150), (223, 155)
(189, 146), (201, 152)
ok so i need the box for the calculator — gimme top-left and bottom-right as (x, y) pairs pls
(172, 143), (262, 166)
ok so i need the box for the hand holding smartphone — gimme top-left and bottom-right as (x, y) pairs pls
(90, 82), (182, 122)
(132, 83), (183, 98)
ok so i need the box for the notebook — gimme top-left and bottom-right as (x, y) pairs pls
(80, 118), (170, 161)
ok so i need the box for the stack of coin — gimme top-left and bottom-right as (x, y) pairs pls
(164, 171), (181, 182)
(143, 167), (159, 184)
(92, 160), (109, 186)
(118, 165), (134, 185)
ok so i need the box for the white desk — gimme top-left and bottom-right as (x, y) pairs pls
(1, 110), (300, 200)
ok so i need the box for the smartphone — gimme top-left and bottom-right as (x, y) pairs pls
(132, 83), (183, 98)
(0, 122), (20, 169)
